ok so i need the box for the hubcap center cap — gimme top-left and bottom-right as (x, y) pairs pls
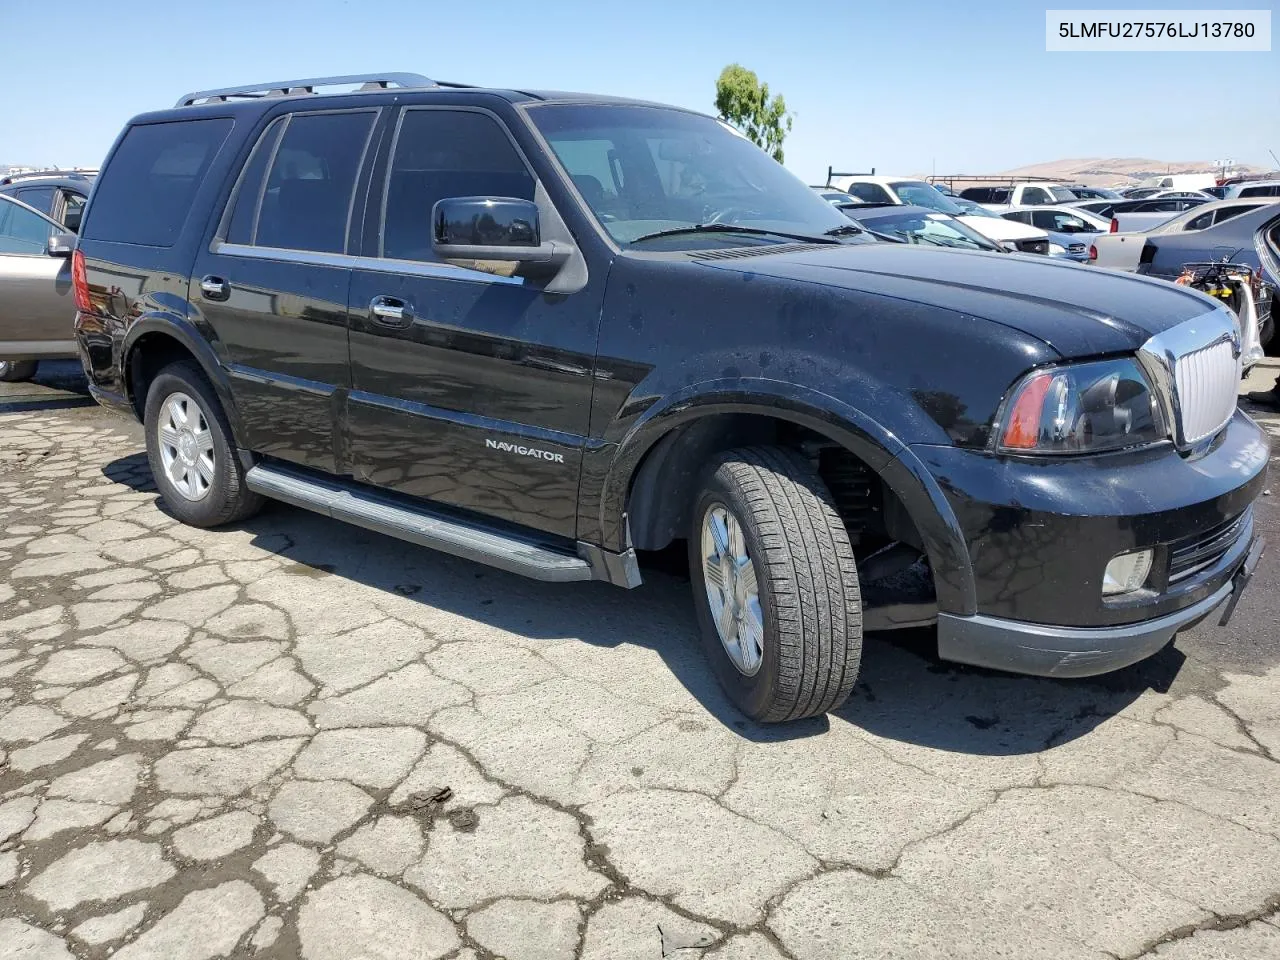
(177, 431), (197, 465)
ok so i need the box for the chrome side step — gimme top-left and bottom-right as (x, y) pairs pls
(245, 463), (594, 583)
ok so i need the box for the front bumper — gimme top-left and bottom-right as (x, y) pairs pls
(913, 409), (1270, 675)
(938, 535), (1264, 677)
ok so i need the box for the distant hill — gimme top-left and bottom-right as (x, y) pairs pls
(938, 158), (1272, 188)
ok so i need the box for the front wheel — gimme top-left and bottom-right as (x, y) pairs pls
(0, 360), (38, 382)
(144, 360), (263, 528)
(689, 446), (862, 722)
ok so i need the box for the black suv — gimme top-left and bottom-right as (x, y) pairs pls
(75, 74), (1268, 722)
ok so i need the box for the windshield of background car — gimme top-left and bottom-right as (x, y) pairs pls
(1049, 186), (1077, 202)
(952, 198), (1000, 218)
(888, 181), (965, 215)
(527, 104), (858, 248)
(862, 211), (997, 250)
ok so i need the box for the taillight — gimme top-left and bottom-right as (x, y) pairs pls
(72, 249), (91, 313)
(1109, 218), (1118, 233)
(1089, 244), (1097, 261)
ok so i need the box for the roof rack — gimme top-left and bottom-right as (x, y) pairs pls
(928, 174), (1064, 188)
(0, 169), (98, 185)
(174, 73), (436, 107)
(826, 166), (876, 185)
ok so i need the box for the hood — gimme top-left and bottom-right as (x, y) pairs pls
(702, 242), (1223, 358)
(958, 215), (1046, 242)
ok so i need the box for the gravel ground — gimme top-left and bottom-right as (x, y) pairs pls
(1, 358), (1279, 960)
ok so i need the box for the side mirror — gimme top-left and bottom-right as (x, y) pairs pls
(431, 197), (570, 273)
(47, 232), (75, 258)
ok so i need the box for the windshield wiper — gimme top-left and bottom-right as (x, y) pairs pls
(824, 224), (863, 237)
(629, 223), (840, 245)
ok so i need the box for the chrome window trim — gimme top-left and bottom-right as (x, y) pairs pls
(212, 242), (526, 286)
(1137, 309), (1241, 451)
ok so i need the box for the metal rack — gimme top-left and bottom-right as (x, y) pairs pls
(174, 73), (436, 107)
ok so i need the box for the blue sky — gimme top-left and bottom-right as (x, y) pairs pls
(3, 0), (1276, 181)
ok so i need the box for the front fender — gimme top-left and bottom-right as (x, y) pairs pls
(595, 378), (977, 616)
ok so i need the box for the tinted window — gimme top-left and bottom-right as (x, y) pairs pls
(61, 193), (86, 233)
(1241, 185), (1280, 198)
(382, 110), (536, 261)
(1214, 206), (1252, 224)
(14, 186), (56, 215)
(0, 198), (53, 255)
(255, 111), (375, 254)
(1184, 211), (1214, 231)
(1022, 187), (1052, 205)
(847, 182), (894, 204)
(224, 118), (286, 245)
(82, 119), (232, 246)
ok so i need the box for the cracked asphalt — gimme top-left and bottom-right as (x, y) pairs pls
(1, 359), (1279, 960)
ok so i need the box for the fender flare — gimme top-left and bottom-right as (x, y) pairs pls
(600, 378), (977, 616)
(121, 313), (248, 448)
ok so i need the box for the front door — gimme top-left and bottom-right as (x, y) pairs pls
(0, 197), (73, 352)
(190, 108), (380, 473)
(346, 106), (602, 540)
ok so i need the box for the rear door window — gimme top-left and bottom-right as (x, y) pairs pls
(14, 186), (56, 215)
(253, 111), (376, 254)
(82, 118), (233, 246)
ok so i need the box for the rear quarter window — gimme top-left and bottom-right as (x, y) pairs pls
(82, 118), (233, 246)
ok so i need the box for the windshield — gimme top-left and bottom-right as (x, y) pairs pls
(853, 211), (998, 251)
(527, 104), (860, 248)
(888, 180), (964, 215)
(951, 197), (1000, 218)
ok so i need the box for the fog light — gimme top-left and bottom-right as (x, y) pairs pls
(1102, 549), (1153, 596)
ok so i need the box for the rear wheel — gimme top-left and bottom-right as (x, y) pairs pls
(0, 360), (38, 382)
(689, 446), (862, 722)
(144, 361), (263, 528)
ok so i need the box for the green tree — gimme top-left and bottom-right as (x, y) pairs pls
(714, 64), (793, 163)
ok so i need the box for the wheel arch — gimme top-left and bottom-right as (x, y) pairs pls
(604, 380), (977, 616)
(121, 315), (247, 449)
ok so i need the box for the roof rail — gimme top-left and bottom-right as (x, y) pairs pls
(826, 165), (875, 184)
(928, 174), (1064, 187)
(0, 169), (98, 185)
(174, 73), (435, 107)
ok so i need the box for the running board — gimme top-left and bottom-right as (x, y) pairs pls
(245, 463), (595, 583)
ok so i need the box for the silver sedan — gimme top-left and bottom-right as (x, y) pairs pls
(0, 194), (77, 382)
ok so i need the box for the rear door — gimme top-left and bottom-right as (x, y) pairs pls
(0, 196), (73, 351)
(190, 107), (381, 473)
(345, 105), (602, 539)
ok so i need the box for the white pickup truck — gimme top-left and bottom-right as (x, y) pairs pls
(957, 182), (1079, 211)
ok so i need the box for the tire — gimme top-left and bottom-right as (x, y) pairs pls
(0, 360), (38, 382)
(689, 446), (862, 722)
(143, 360), (263, 528)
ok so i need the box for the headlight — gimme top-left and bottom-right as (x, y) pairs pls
(997, 358), (1167, 454)
(1047, 242), (1066, 255)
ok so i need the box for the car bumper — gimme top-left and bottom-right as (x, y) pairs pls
(912, 409), (1270, 674)
(937, 535), (1265, 677)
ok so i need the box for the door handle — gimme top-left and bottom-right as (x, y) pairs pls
(200, 275), (230, 301)
(370, 295), (413, 328)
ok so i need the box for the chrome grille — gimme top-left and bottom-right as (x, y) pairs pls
(1138, 311), (1241, 451)
(1173, 337), (1239, 445)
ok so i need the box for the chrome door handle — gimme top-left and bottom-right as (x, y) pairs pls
(200, 276), (230, 301)
(370, 296), (412, 328)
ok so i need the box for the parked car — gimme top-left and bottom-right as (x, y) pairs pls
(958, 182), (1078, 210)
(1002, 205), (1109, 234)
(1108, 196), (1211, 233)
(832, 177), (1052, 253)
(75, 73), (1268, 721)
(810, 187), (860, 206)
(0, 194), (78, 381)
(0, 171), (94, 234)
(1065, 185), (1122, 200)
(1224, 180), (1280, 200)
(1070, 198), (1122, 217)
(1123, 203), (1280, 351)
(1090, 198), (1277, 272)
(839, 204), (1003, 251)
